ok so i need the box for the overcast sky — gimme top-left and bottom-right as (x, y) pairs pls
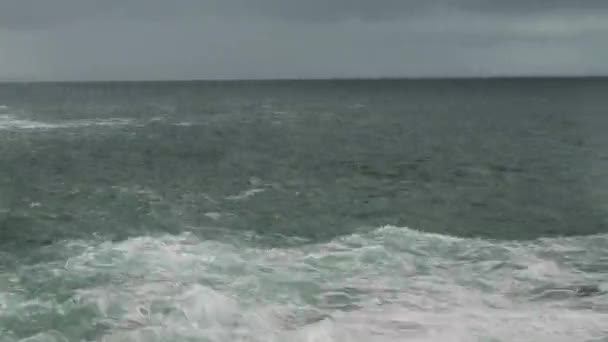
(1, 0), (607, 81)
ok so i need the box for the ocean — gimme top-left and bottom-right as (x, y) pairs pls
(0, 79), (607, 341)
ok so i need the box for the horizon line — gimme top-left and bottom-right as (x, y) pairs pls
(1, 75), (608, 84)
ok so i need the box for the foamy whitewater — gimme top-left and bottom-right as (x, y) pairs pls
(1, 80), (608, 341)
(0, 105), (131, 130)
(1, 226), (607, 342)
(0, 114), (135, 131)
(0, 105), (190, 131)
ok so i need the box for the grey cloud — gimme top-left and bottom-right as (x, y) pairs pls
(2, 0), (608, 30)
(238, 0), (608, 22)
(1, 0), (607, 80)
(0, 1), (109, 30)
(458, 0), (608, 14)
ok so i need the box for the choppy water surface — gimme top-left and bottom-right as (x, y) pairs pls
(1, 79), (608, 341)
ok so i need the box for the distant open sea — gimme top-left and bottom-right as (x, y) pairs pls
(1, 79), (607, 341)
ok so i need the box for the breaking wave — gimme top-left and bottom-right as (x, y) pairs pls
(1, 226), (607, 341)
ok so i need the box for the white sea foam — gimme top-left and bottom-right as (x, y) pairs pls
(204, 212), (222, 221)
(225, 188), (266, 201)
(0, 111), (207, 131)
(0, 114), (61, 130)
(0, 114), (134, 131)
(2, 227), (608, 341)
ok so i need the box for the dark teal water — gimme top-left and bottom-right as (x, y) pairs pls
(1, 79), (607, 341)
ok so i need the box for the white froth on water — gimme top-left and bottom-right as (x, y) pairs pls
(0, 114), (63, 130)
(0, 111), (219, 131)
(0, 114), (134, 131)
(2, 226), (608, 342)
(204, 212), (224, 221)
(225, 188), (266, 201)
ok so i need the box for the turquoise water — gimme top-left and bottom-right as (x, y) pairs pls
(1, 79), (608, 341)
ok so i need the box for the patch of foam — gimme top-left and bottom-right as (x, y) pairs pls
(82, 118), (134, 127)
(4, 227), (608, 341)
(224, 177), (274, 201)
(174, 121), (195, 127)
(0, 114), (61, 130)
(225, 188), (266, 201)
(205, 212), (223, 220)
(0, 114), (134, 131)
(7, 331), (69, 342)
